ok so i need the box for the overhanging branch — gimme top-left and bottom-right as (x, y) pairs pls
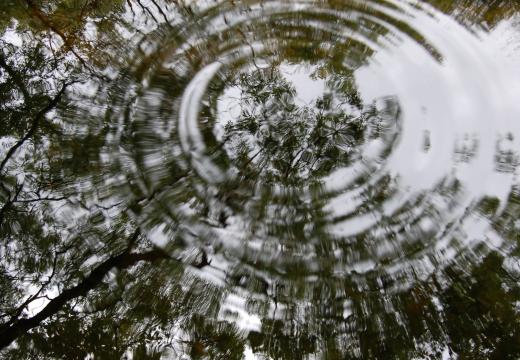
(0, 247), (172, 350)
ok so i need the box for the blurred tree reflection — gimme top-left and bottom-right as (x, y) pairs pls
(220, 66), (367, 187)
(1, 0), (520, 359)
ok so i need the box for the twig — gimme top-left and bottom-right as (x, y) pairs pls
(0, 81), (71, 174)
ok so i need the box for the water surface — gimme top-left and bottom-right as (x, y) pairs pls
(1, 0), (520, 358)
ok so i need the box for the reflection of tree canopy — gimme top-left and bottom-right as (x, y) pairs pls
(425, 0), (519, 28)
(222, 67), (370, 186)
(1, 0), (520, 359)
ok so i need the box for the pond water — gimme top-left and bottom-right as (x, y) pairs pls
(1, 0), (520, 359)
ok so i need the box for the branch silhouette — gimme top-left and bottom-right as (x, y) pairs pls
(0, 246), (172, 350)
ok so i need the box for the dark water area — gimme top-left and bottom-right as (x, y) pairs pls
(1, 0), (520, 359)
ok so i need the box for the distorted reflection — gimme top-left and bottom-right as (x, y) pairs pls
(1, 0), (520, 359)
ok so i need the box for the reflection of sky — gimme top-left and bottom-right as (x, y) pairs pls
(356, 7), (520, 205)
(1, 21), (22, 46)
(279, 63), (326, 106)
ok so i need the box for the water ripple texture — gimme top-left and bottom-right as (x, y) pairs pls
(102, 0), (520, 338)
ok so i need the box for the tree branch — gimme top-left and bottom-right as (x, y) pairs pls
(0, 247), (172, 350)
(0, 82), (70, 174)
(133, 0), (160, 24)
(0, 183), (24, 226)
(150, 0), (173, 27)
(13, 196), (68, 204)
(24, 0), (90, 68)
(3, 249), (60, 327)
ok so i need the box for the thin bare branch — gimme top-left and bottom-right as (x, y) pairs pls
(0, 82), (70, 174)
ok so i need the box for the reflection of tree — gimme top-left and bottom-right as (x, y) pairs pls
(453, 133), (479, 163)
(440, 252), (520, 359)
(238, 251), (520, 360)
(1, 0), (520, 359)
(425, 0), (519, 28)
(0, 26), (190, 356)
(222, 67), (367, 186)
(495, 133), (520, 173)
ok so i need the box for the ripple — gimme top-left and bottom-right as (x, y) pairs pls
(104, 0), (520, 330)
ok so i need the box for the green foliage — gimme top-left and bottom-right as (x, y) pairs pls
(222, 67), (370, 186)
(1, 1), (520, 359)
(441, 253), (520, 359)
(184, 315), (246, 360)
